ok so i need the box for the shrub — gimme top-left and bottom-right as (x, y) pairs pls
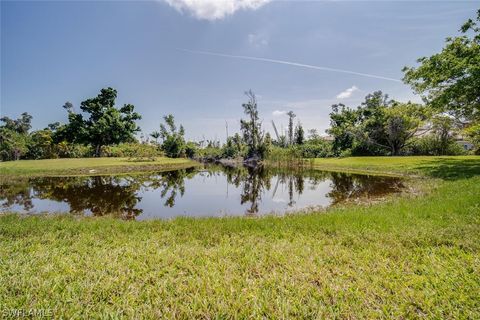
(465, 123), (480, 155)
(409, 135), (466, 156)
(101, 143), (162, 160)
(55, 142), (92, 158)
(196, 146), (223, 160)
(266, 146), (302, 164)
(185, 142), (197, 159)
(300, 141), (333, 158)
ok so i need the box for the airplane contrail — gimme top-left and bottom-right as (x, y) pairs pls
(179, 48), (402, 83)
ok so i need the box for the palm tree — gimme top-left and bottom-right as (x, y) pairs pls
(150, 131), (160, 144)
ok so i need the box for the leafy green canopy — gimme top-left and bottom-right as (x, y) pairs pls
(159, 114), (186, 158)
(328, 91), (427, 156)
(403, 9), (480, 120)
(0, 112), (32, 135)
(61, 88), (141, 156)
(0, 113), (32, 160)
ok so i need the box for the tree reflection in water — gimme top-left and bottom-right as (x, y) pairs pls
(0, 165), (404, 219)
(0, 168), (196, 220)
(326, 172), (405, 205)
(0, 177), (34, 212)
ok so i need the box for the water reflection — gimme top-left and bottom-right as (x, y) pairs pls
(1, 165), (404, 220)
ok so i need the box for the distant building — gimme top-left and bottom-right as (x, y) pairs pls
(456, 139), (474, 151)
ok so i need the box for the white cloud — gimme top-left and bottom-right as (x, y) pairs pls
(247, 32), (269, 47)
(163, 0), (271, 21)
(336, 86), (359, 99)
(272, 110), (287, 116)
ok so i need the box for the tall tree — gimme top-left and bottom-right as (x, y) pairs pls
(294, 122), (305, 145)
(62, 88), (141, 156)
(240, 90), (265, 158)
(287, 111), (296, 145)
(403, 9), (480, 120)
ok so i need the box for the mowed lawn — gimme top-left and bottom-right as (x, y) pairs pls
(0, 157), (197, 176)
(311, 155), (480, 179)
(0, 156), (479, 318)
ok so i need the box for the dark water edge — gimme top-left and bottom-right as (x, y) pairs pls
(0, 164), (405, 220)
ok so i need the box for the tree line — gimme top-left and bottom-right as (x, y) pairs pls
(1, 10), (479, 161)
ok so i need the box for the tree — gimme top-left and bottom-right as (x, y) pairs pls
(0, 113), (32, 161)
(287, 111), (296, 145)
(159, 114), (186, 158)
(327, 103), (359, 155)
(240, 90), (266, 158)
(27, 129), (56, 159)
(150, 131), (161, 144)
(356, 93), (426, 155)
(0, 128), (29, 161)
(381, 102), (426, 155)
(328, 92), (426, 156)
(294, 122), (305, 145)
(308, 129), (320, 141)
(62, 88), (141, 156)
(223, 133), (245, 158)
(430, 114), (457, 155)
(403, 9), (480, 120)
(0, 112), (32, 134)
(465, 123), (480, 154)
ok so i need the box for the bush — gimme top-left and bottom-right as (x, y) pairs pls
(300, 141), (333, 158)
(266, 146), (302, 164)
(196, 146), (223, 160)
(101, 143), (162, 160)
(221, 136), (247, 159)
(55, 142), (92, 158)
(409, 135), (466, 156)
(158, 114), (186, 158)
(185, 142), (197, 159)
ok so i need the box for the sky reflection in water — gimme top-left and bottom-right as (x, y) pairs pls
(1, 165), (405, 220)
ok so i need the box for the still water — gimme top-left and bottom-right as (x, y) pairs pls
(1, 165), (404, 220)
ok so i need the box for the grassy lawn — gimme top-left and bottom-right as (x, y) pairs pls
(0, 156), (479, 318)
(311, 155), (480, 179)
(0, 157), (198, 176)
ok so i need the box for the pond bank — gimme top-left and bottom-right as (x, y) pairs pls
(0, 157), (198, 177)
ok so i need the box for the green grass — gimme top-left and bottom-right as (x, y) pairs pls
(311, 155), (480, 179)
(1, 156), (479, 318)
(0, 157), (198, 176)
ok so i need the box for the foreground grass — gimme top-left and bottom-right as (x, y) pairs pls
(0, 156), (479, 318)
(0, 157), (197, 176)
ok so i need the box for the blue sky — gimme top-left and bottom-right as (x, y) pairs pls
(1, 0), (478, 141)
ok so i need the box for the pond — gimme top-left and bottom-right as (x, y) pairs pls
(1, 165), (405, 220)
